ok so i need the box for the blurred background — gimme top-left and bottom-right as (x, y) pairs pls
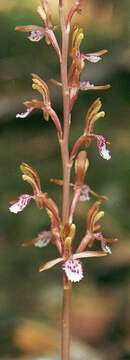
(0, 0), (129, 359)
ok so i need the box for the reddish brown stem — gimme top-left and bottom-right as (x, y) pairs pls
(59, 1), (72, 360)
(61, 276), (72, 360)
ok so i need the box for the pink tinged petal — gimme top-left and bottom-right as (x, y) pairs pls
(16, 107), (33, 119)
(80, 81), (94, 91)
(101, 240), (112, 254)
(80, 185), (90, 201)
(96, 135), (111, 160)
(73, 251), (107, 259)
(9, 194), (33, 214)
(28, 29), (45, 42)
(94, 231), (103, 239)
(94, 232), (111, 254)
(39, 257), (63, 272)
(81, 54), (102, 63)
(62, 259), (83, 283)
(34, 231), (51, 248)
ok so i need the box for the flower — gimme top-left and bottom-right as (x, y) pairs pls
(15, 0), (61, 61)
(70, 98), (111, 161)
(39, 222), (107, 283)
(16, 74), (62, 138)
(39, 249), (106, 283)
(9, 162), (61, 225)
(76, 201), (117, 254)
(84, 98), (111, 160)
(68, 24), (110, 111)
(79, 184), (108, 201)
(50, 178), (108, 202)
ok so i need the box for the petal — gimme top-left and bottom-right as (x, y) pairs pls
(81, 54), (102, 63)
(16, 107), (33, 119)
(96, 135), (111, 160)
(94, 231), (103, 239)
(34, 231), (51, 248)
(80, 185), (90, 201)
(28, 29), (45, 42)
(39, 257), (63, 272)
(62, 259), (83, 283)
(9, 194), (33, 214)
(101, 240), (112, 254)
(80, 80), (94, 90)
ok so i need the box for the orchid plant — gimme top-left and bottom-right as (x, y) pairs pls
(9, 1), (117, 359)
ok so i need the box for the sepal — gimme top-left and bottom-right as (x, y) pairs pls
(73, 250), (107, 259)
(20, 162), (41, 195)
(67, 0), (83, 31)
(39, 257), (63, 272)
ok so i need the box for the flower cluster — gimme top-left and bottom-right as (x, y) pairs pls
(9, 0), (117, 283)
